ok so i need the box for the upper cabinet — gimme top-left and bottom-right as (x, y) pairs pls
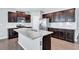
(16, 11), (25, 17)
(8, 12), (17, 22)
(42, 14), (48, 18)
(58, 11), (65, 22)
(65, 9), (75, 22)
(8, 11), (31, 23)
(25, 15), (31, 22)
(42, 8), (75, 22)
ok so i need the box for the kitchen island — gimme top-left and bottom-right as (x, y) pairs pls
(14, 28), (53, 50)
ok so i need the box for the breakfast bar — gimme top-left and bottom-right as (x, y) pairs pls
(14, 28), (53, 50)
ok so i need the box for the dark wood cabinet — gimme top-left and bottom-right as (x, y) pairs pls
(48, 28), (74, 43)
(59, 11), (65, 22)
(66, 30), (74, 42)
(8, 11), (31, 23)
(42, 34), (51, 50)
(53, 30), (59, 38)
(42, 8), (75, 22)
(16, 11), (25, 17)
(54, 12), (60, 22)
(42, 14), (48, 18)
(8, 12), (17, 22)
(65, 9), (75, 22)
(25, 15), (31, 22)
(8, 28), (18, 39)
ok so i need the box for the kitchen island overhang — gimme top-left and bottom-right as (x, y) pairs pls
(14, 28), (53, 50)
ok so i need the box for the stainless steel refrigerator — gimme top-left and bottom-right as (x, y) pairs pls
(39, 18), (49, 30)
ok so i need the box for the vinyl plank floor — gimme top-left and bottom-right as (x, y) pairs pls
(0, 38), (79, 50)
(0, 38), (23, 50)
(51, 37), (79, 50)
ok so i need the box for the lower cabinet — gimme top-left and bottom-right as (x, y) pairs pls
(42, 34), (51, 50)
(66, 30), (74, 42)
(8, 28), (18, 39)
(48, 28), (74, 43)
(53, 31), (59, 38)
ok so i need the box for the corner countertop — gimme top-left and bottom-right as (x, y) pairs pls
(14, 28), (53, 39)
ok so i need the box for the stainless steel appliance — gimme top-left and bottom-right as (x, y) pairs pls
(39, 18), (49, 30)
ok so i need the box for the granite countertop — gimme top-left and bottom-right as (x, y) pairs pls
(14, 28), (53, 39)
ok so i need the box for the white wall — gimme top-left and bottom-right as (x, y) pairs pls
(75, 8), (79, 42)
(0, 8), (32, 40)
(0, 9), (8, 39)
(31, 11), (40, 31)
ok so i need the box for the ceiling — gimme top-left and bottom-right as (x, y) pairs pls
(15, 8), (71, 13)
(2, 8), (72, 14)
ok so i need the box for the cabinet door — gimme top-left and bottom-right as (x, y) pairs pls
(42, 14), (46, 18)
(59, 31), (66, 40)
(52, 29), (59, 38)
(25, 15), (31, 22)
(8, 12), (17, 22)
(66, 30), (74, 43)
(16, 11), (25, 17)
(43, 34), (51, 50)
(54, 12), (60, 22)
(8, 29), (18, 39)
(59, 11), (66, 22)
(42, 14), (48, 18)
(48, 28), (59, 38)
(49, 13), (56, 22)
(65, 9), (75, 22)
(16, 11), (31, 23)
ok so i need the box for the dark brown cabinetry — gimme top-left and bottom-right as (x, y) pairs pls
(42, 8), (75, 22)
(66, 30), (74, 42)
(42, 34), (51, 50)
(8, 12), (17, 22)
(8, 28), (18, 39)
(16, 11), (25, 17)
(48, 28), (74, 43)
(65, 9), (75, 22)
(8, 11), (31, 23)
(42, 14), (48, 18)
(25, 15), (31, 22)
